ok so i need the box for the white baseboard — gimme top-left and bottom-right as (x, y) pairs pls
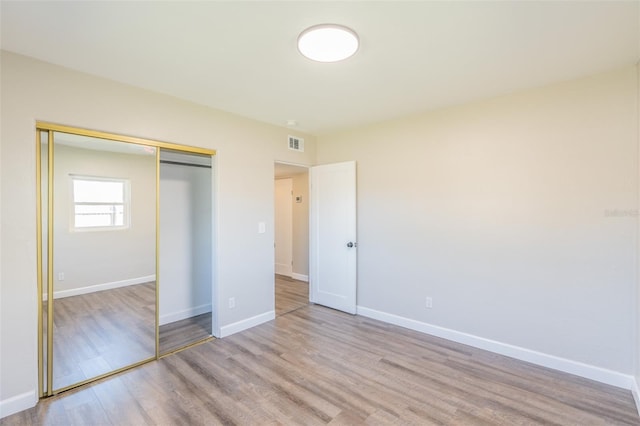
(159, 304), (212, 326)
(0, 390), (37, 419)
(632, 377), (640, 417)
(291, 273), (309, 282)
(43, 275), (155, 300)
(275, 263), (292, 277)
(220, 310), (275, 338)
(356, 306), (635, 390)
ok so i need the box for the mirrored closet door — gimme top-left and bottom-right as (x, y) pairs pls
(37, 123), (216, 396)
(158, 149), (213, 355)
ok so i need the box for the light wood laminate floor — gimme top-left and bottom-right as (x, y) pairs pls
(45, 282), (214, 390)
(275, 274), (309, 316)
(159, 312), (213, 355)
(43, 272), (302, 387)
(45, 282), (156, 391)
(5, 304), (638, 425)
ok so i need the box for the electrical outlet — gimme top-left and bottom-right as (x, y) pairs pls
(228, 297), (236, 309)
(425, 297), (433, 309)
(58, 272), (65, 281)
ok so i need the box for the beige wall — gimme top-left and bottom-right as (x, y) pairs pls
(636, 62), (640, 400)
(292, 172), (309, 278)
(52, 144), (156, 293)
(317, 65), (639, 375)
(0, 51), (316, 410)
(1, 49), (638, 415)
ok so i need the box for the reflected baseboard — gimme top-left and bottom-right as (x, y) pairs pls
(159, 304), (212, 326)
(42, 275), (156, 300)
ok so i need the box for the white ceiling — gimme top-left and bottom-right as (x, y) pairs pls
(2, 1), (638, 135)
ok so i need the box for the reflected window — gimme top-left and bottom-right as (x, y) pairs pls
(71, 176), (130, 229)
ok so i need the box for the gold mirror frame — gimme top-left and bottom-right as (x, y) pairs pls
(36, 122), (216, 397)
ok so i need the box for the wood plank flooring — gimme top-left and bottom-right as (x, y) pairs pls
(46, 282), (156, 391)
(5, 304), (638, 425)
(41, 273), (302, 390)
(159, 312), (212, 355)
(46, 282), (216, 390)
(275, 274), (308, 316)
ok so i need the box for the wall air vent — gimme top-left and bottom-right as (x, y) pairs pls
(288, 135), (305, 152)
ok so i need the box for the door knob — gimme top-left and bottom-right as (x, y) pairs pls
(347, 242), (357, 248)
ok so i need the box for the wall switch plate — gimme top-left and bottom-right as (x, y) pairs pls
(258, 222), (266, 234)
(228, 297), (235, 309)
(58, 272), (65, 281)
(425, 297), (433, 309)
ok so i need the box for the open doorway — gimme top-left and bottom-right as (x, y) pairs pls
(274, 162), (309, 316)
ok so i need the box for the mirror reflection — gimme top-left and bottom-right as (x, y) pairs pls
(50, 133), (157, 391)
(39, 130), (49, 396)
(159, 149), (213, 354)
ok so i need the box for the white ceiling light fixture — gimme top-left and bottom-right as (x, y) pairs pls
(297, 24), (359, 63)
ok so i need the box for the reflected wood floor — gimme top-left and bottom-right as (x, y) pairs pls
(5, 304), (639, 425)
(46, 282), (214, 390)
(159, 312), (212, 354)
(46, 282), (156, 390)
(275, 274), (308, 316)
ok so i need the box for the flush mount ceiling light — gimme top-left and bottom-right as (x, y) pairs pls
(297, 24), (359, 62)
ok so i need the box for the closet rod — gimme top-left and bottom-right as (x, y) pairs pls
(159, 160), (211, 169)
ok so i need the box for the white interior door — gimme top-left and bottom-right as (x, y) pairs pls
(310, 161), (357, 314)
(274, 178), (293, 276)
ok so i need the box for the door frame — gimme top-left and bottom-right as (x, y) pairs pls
(273, 161), (311, 304)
